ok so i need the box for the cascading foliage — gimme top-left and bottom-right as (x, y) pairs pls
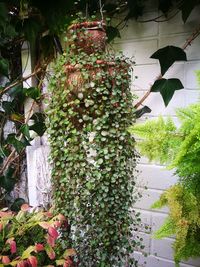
(47, 47), (140, 267)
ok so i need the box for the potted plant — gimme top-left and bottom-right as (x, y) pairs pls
(67, 16), (106, 54)
(47, 20), (141, 267)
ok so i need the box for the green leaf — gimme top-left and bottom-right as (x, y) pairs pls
(22, 246), (35, 259)
(20, 124), (31, 139)
(158, 0), (172, 13)
(106, 26), (121, 43)
(6, 134), (26, 153)
(0, 2), (8, 28)
(150, 46), (187, 75)
(10, 198), (26, 212)
(30, 113), (46, 136)
(0, 167), (16, 192)
(22, 18), (42, 45)
(0, 57), (9, 77)
(151, 78), (184, 106)
(179, 0), (199, 23)
(25, 87), (41, 101)
(2, 101), (14, 114)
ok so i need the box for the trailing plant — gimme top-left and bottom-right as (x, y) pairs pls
(0, 0), (199, 208)
(129, 101), (200, 265)
(0, 204), (76, 266)
(47, 27), (141, 266)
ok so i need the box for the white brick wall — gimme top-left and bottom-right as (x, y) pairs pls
(114, 5), (200, 267)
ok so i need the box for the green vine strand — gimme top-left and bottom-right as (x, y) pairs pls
(47, 48), (140, 266)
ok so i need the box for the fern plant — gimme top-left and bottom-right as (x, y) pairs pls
(129, 102), (200, 266)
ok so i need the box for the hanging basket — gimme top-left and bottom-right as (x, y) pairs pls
(68, 21), (107, 54)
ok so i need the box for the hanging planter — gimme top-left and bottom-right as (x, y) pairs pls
(47, 21), (140, 267)
(68, 21), (106, 54)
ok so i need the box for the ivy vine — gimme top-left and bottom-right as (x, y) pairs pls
(47, 31), (141, 265)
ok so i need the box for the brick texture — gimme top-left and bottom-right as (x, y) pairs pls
(114, 4), (200, 267)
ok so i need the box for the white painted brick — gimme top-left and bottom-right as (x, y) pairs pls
(185, 62), (200, 89)
(132, 64), (159, 91)
(164, 62), (185, 82)
(133, 209), (152, 233)
(114, 39), (158, 65)
(184, 90), (200, 105)
(134, 252), (198, 267)
(134, 232), (151, 254)
(137, 164), (177, 190)
(118, 12), (158, 40)
(159, 6), (200, 35)
(134, 188), (168, 213)
(151, 237), (174, 260)
(135, 89), (185, 116)
(152, 212), (168, 232)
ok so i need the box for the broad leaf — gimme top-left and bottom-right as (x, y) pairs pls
(106, 26), (121, 43)
(135, 106), (151, 118)
(2, 101), (14, 114)
(158, 0), (172, 13)
(25, 87), (41, 101)
(20, 124), (31, 140)
(151, 78), (184, 106)
(150, 46), (187, 75)
(0, 167), (16, 192)
(10, 198), (26, 212)
(22, 246), (35, 259)
(0, 57), (9, 77)
(179, 0), (199, 22)
(22, 18), (42, 45)
(30, 113), (46, 136)
(6, 134), (26, 153)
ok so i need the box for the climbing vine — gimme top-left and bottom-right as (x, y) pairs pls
(47, 28), (141, 265)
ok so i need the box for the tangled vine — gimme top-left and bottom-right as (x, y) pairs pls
(47, 25), (140, 266)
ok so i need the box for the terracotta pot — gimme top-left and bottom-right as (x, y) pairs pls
(64, 61), (130, 130)
(68, 21), (106, 54)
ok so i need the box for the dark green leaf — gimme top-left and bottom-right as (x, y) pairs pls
(6, 134), (26, 153)
(135, 106), (151, 118)
(2, 101), (14, 114)
(30, 112), (46, 136)
(7, 86), (24, 97)
(125, 0), (145, 20)
(0, 57), (9, 77)
(41, 35), (55, 59)
(22, 18), (42, 45)
(30, 122), (46, 136)
(179, 0), (199, 23)
(158, 0), (172, 13)
(150, 46), (187, 75)
(0, 167), (16, 192)
(106, 26), (121, 43)
(0, 2), (8, 28)
(25, 87), (41, 101)
(20, 124), (30, 139)
(10, 198), (26, 212)
(151, 78), (184, 106)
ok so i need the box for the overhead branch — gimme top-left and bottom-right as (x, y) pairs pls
(134, 24), (200, 109)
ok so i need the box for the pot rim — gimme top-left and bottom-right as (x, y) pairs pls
(68, 20), (106, 31)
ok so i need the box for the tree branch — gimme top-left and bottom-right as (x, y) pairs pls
(134, 24), (200, 109)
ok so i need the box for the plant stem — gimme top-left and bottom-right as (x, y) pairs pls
(134, 24), (200, 109)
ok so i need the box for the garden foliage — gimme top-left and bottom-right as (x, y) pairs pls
(129, 101), (200, 266)
(0, 205), (76, 266)
(47, 37), (140, 266)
